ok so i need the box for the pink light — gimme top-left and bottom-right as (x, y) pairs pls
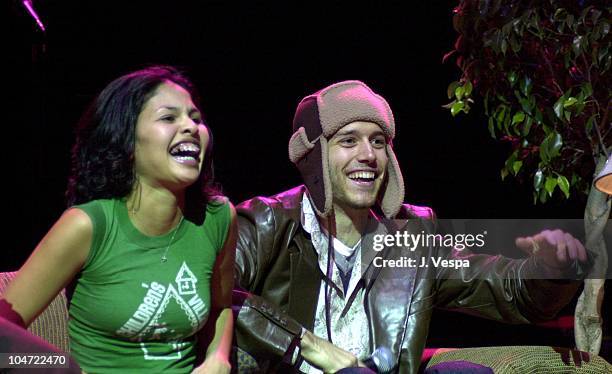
(23, 0), (46, 33)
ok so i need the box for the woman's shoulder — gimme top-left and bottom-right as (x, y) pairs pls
(204, 196), (235, 231)
(70, 198), (118, 235)
(206, 195), (231, 214)
(72, 198), (118, 211)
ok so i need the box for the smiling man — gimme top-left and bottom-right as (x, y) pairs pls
(233, 81), (587, 373)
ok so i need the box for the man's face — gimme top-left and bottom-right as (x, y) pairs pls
(327, 121), (388, 212)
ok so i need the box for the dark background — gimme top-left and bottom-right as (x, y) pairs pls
(7, 0), (609, 358)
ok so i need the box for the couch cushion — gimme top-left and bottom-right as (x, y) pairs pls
(0, 271), (70, 352)
(426, 346), (612, 373)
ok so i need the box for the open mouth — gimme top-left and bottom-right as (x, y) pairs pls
(169, 141), (201, 164)
(347, 170), (377, 184)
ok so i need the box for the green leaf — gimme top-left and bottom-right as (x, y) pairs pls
(519, 97), (533, 114)
(586, 115), (597, 133)
(496, 105), (507, 125)
(535, 109), (543, 124)
(545, 177), (558, 196)
(573, 36), (584, 56)
(530, 11), (543, 38)
(577, 90), (585, 104)
(566, 14), (575, 29)
(534, 169), (543, 191)
(582, 82), (593, 98)
(512, 111), (525, 124)
(553, 98), (564, 120)
(522, 116), (533, 136)
(598, 45), (609, 63)
(575, 101), (585, 116)
(501, 167), (509, 180)
(563, 52), (572, 69)
(520, 76), (532, 96)
(549, 132), (563, 157)
(491, 29), (502, 54)
(447, 81), (460, 100)
(554, 8), (566, 20)
(604, 53), (611, 71)
(505, 151), (518, 175)
(564, 110), (571, 122)
(455, 85), (465, 100)
(503, 110), (511, 134)
(512, 18), (523, 35)
(509, 35), (521, 53)
(512, 160), (523, 175)
(539, 138), (550, 163)
(554, 8), (567, 33)
(563, 97), (577, 108)
(513, 89), (523, 102)
(557, 20), (565, 33)
(502, 21), (513, 36)
(593, 22), (603, 41)
(592, 23), (602, 42)
(539, 132), (562, 163)
(557, 175), (570, 198)
(455, 86), (465, 100)
(464, 81), (473, 96)
(508, 71), (518, 86)
(451, 101), (464, 116)
(539, 187), (548, 203)
(488, 117), (496, 138)
(496, 94), (510, 104)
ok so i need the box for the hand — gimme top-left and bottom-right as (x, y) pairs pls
(515, 229), (587, 269)
(191, 352), (230, 374)
(300, 330), (365, 373)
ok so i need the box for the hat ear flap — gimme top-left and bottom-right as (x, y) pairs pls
(289, 127), (318, 163)
(320, 138), (333, 216)
(380, 144), (405, 218)
(294, 137), (333, 217)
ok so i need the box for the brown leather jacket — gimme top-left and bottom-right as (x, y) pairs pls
(234, 186), (580, 373)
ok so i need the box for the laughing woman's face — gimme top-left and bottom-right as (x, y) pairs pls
(133, 81), (209, 192)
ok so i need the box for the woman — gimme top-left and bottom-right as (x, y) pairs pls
(1, 66), (235, 373)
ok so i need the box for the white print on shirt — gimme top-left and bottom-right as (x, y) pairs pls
(115, 262), (208, 360)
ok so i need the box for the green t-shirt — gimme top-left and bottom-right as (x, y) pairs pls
(68, 198), (230, 373)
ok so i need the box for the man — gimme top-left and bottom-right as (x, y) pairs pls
(233, 81), (587, 373)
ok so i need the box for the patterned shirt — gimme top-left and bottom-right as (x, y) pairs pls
(298, 195), (370, 374)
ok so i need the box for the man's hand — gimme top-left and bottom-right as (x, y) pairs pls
(300, 330), (365, 373)
(515, 229), (588, 269)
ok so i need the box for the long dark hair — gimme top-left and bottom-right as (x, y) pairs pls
(66, 65), (221, 218)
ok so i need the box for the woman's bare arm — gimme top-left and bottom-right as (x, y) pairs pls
(2, 208), (92, 326)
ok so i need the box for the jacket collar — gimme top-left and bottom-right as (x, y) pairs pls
(281, 185), (400, 284)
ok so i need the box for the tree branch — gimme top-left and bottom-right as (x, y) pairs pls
(539, 47), (564, 96)
(593, 100), (610, 158)
(581, 52), (592, 84)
